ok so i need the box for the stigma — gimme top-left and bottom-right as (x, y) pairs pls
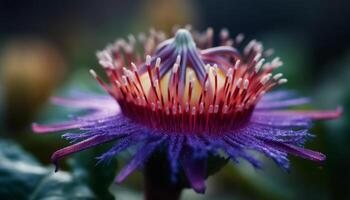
(92, 28), (286, 134)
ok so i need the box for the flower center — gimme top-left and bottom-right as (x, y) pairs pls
(93, 28), (286, 134)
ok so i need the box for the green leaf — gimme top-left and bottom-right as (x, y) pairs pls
(0, 139), (95, 200)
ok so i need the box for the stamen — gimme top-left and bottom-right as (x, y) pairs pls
(95, 28), (289, 134)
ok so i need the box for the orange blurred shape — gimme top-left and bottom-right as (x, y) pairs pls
(143, 0), (199, 32)
(1, 38), (66, 131)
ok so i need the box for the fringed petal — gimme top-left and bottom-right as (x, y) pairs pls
(167, 135), (185, 181)
(256, 97), (310, 110)
(97, 134), (143, 164)
(220, 137), (262, 168)
(115, 136), (166, 183)
(33, 96), (121, 134)
(259, 90), (297, 102)
(251, 111), (311, 128)
(50, 96), (118, 110)
(268, 107), (342, 120)
(265, 141), (326, 162)
(32, 122), (84, 134)
(226, 131), (290, 170)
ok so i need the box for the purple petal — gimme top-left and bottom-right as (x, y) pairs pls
(188, 48), (206, 83)
(159, 52), (177, 77)
(181, 152), (206, 194)
(201, 46), (241, 60)
(51, 134), (117, 171)
(178, 49), (188, 95)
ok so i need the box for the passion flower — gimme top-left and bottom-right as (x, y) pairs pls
(33, 27), (341, 194)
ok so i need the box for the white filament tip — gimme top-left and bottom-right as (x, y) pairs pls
(204, 81), (210, 91)
(146, 55), (152, 65)
(244, 39), (256, 54)
(122, 67), (128, 75)
(151, 103), (156, 111)
(155, 57), (161, 69)
(272, 57), (280, 63)
(254, 42), (263, 52)
(207, 27), (213, 37)
(253, 53), (262, 62)
(208, 105), (214, 113)
(271, 57), (283, 68)
(205, 64), (211, 73)
(153, 79), (159, 87)
(220, 28), (229, 39)
(227, 74), (233, 82)
(178, 104), (182, 114)
(227, 67), (233, 76)
(89, 69), (97, 78)
(260, 73), (272, 85)
(115, 80), (121, 87)
(234, 60), (240, 70)
(172, 63), (179, 73)
(278, 78), (288, 84)
(131, 62), (138, 72)
(273, 73), (283, 80)
(236, 78), (243, 88)
(235, 33), (244, 44)
(199, 102), (204, 114)
(243, 79), (249, 89)
(172, 105), (177, 114)
(214, 104), (219, 113)
(176, 55), (181, 65)
(128, 34), (136, 44)
(222, 105), (229, 114)
(255, 58), (265, 73)
(192, 106), (197, 115)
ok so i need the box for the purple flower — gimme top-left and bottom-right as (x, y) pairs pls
(33, 27), (341, 194)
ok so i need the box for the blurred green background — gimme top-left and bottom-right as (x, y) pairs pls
(0, 0), (349, 199)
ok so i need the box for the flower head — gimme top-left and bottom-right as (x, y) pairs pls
(33, 27), (341, 193)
